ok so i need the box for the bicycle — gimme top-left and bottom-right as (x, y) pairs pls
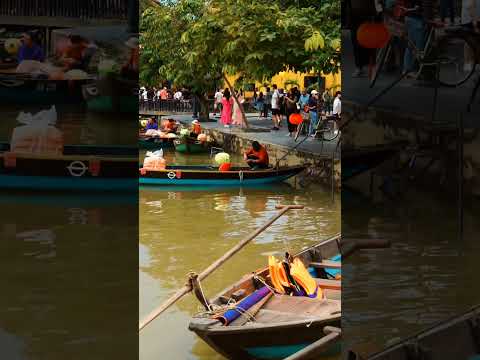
(370, 20), (477, 88)
(294, 114), (341, 142)
(442, 24), (480, 110)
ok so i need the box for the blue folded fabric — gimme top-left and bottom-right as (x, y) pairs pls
(217, 286), (270, 325)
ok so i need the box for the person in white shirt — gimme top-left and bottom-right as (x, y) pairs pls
(271, 84), (280, 130)
(214, 89), (223, 117)
(332, 91), (341, 117)
(173, 90), (183, 100)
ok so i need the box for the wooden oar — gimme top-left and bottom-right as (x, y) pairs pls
(284, 326), (341, 360)
(139, 204), (304, 332)
(340, 238), (391, 258)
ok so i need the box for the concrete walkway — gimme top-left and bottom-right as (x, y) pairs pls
(169, 113), (340, 159)
(342, 30), (480, 128)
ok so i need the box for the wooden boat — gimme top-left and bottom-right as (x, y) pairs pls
(139, 164), (306, 186)
(349, 303), (480, 360)
(342, 145), (399, 181)
(0, 76), (88, 105)
(174, 137), (210, 154)
(82, 77), (137, 113)
(0, 143), (137, 191)
(188, 234), (342, 360)
(138, 134), (175, 150)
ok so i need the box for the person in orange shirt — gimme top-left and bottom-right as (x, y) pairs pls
(121, 37), (139, 79)
(163, 118), (178, 133)
(244, 141), (269, 169)
(159, 87), (169, 100)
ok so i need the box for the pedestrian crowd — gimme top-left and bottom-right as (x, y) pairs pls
(139, 86), (186, 102)
(214, 85), (341, 139)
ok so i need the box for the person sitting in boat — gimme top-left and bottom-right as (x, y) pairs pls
(18, 32), (45, 63)
(121, 37), (139, 79)
(190, 119), (202, 137)
(163, 118), (178, 134)
(244, 141), (269, 170)
(145, 118), (158, 131)
(60, 35), (96, 71)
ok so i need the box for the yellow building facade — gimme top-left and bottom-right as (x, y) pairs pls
(225, 69), (341, 99)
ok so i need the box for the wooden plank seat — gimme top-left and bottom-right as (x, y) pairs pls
(316, 278), (341, 290)
(253, 295), (340, 324)
(309, 260), (342, 269)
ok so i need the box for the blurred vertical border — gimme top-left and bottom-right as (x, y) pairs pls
(0, 1), (139, 359)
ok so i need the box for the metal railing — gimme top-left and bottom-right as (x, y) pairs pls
(0, 0), (128, 19)
(139, 99), (194, 113)
(139, 98), (259, 114)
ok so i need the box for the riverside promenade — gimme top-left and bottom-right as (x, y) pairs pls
(140, 111), (341, 160)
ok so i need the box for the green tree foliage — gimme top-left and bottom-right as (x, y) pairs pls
(140, 0), (340, 121)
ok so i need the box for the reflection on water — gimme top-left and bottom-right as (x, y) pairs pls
(0, 192), (138, 359)
(139, 184), (340, 360)
(343, 175), (480, 356)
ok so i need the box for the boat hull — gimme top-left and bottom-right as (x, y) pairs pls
(342, 146), (399, 181)
(139, 165), (305, 186)
(139, 138), (174, 150)
(83, 78), (137, 113)
(0, 79), (86, 104)
(363, 304), (480, 360)
(174, 140), (209, 154)
(191, 317), (340, 360)
(0, 144), (137, 192)
(87, 95), (138, 113)
(0, 175), (136, 191)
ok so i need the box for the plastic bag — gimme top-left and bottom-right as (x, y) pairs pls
(11, 106), (63, 154)
(143, 149), (166, 170)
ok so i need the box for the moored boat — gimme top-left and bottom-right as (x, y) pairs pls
(0, 76), (88, 105)
(0, 143), (137, 191)
(139, 164), (306, 186)
(348, 303), (480, 360)
(82, 77), (137, 113)
(174, 138), (210, 154)
(139, 135), (175, 150)
(188, 234), (342, 360)
(342, 145), (399, 181)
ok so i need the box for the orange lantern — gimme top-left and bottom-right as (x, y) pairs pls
(356, 22), (390, 49)
(289, 113), (303, 125)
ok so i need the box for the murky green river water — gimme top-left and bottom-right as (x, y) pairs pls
(139, 152), (341, 360)
(0, 105), (138, 359)
(342, 172), (480, 357)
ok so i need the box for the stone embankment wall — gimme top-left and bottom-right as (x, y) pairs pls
(204, 127), (341, 189)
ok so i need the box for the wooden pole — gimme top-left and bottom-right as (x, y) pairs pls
(139, 204), (304, 331)
(284, 326), (341, 360)
(340, 238), (390, 258)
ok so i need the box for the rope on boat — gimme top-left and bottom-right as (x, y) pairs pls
(239, 170), (244, 182)
(187, 271), (214, 312)
(192, 297), (253, 320)
(253, 274), (278, 295)
(192, 275), (276, 323)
